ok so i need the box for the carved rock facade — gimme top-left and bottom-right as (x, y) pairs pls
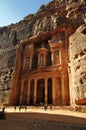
(9, 27), (71, 106)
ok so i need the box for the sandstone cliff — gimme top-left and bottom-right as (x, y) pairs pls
(69, 24), (86, 106)
(0, 0), (86, 105)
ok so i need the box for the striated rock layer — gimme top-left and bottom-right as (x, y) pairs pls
(0, 0), (86, 110)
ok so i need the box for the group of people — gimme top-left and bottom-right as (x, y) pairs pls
(14, 105), (27, 111)
(14, 104), (52, 111)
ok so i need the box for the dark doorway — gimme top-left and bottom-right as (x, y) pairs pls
(48, 78), (52, 104)
(29, 80), (34, 105)
(37, 79), (45, 105)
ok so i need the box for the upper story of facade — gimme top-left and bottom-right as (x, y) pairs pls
(16, 29), (70, 76)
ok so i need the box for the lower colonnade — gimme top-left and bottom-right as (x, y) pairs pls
(19, 75), (69, 106)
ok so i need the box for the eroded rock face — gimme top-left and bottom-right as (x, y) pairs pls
(69, 24), (86, 106)
(0, 0), (86, 105)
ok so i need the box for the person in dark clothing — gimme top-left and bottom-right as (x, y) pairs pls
(50, 105), (52, 110)
(44, 104), (47, 111)
(2, 107), (5, 112)
(19, 106), (21, 111)
(25, 106), (27, 111)
(14, 106), (16, 111)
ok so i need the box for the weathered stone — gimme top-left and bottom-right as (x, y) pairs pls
(69, 24), (86, 106)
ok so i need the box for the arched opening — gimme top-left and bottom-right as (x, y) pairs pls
(48, 78), (52, 104)
(29, 80), (34, 105)
(22, 81), (28, 105)
(37, 79), (45, 105)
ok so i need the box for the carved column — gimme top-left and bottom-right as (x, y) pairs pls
(27, 80), (31, 105)
(34, 79), (37, 105)
(59, 50), (61, 64)
(52, 78), (56, 105)
(56, 77), (61, 105)
(45, 78), (48, 104)
(20, 80), (24, 104)
(44, 54), (46, 66)
(38, 54), (40, 68)
(51, 51), (55, 65)
(61, 75), (66, 105)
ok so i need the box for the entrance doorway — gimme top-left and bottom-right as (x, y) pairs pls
(48, 78), (52, 104)
(37, 79), (45, 105)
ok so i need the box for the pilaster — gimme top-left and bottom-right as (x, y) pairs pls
(20, 80), (24, 104)
(61, 75), (66, 105)
(34, 79), (37, 105)
(44, 78), (48, 104)
(52, 78), (56, 105)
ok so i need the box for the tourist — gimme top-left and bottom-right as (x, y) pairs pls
(2, 107), (5, 112)
(44, 104), (47, 111)
(50, 105), (52, 110)
(19, 106), (21, 111)
(25, 106), (27, 111)
(14, 106), (16, 111)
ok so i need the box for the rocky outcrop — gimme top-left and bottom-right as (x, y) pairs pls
(69, 24), (86, 106)
(0, 0), (86, 105)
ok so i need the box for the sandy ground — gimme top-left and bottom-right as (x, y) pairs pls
(0, 106), (86, 130)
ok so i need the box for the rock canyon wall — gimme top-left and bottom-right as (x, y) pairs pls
(69, 25), (86, 106)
